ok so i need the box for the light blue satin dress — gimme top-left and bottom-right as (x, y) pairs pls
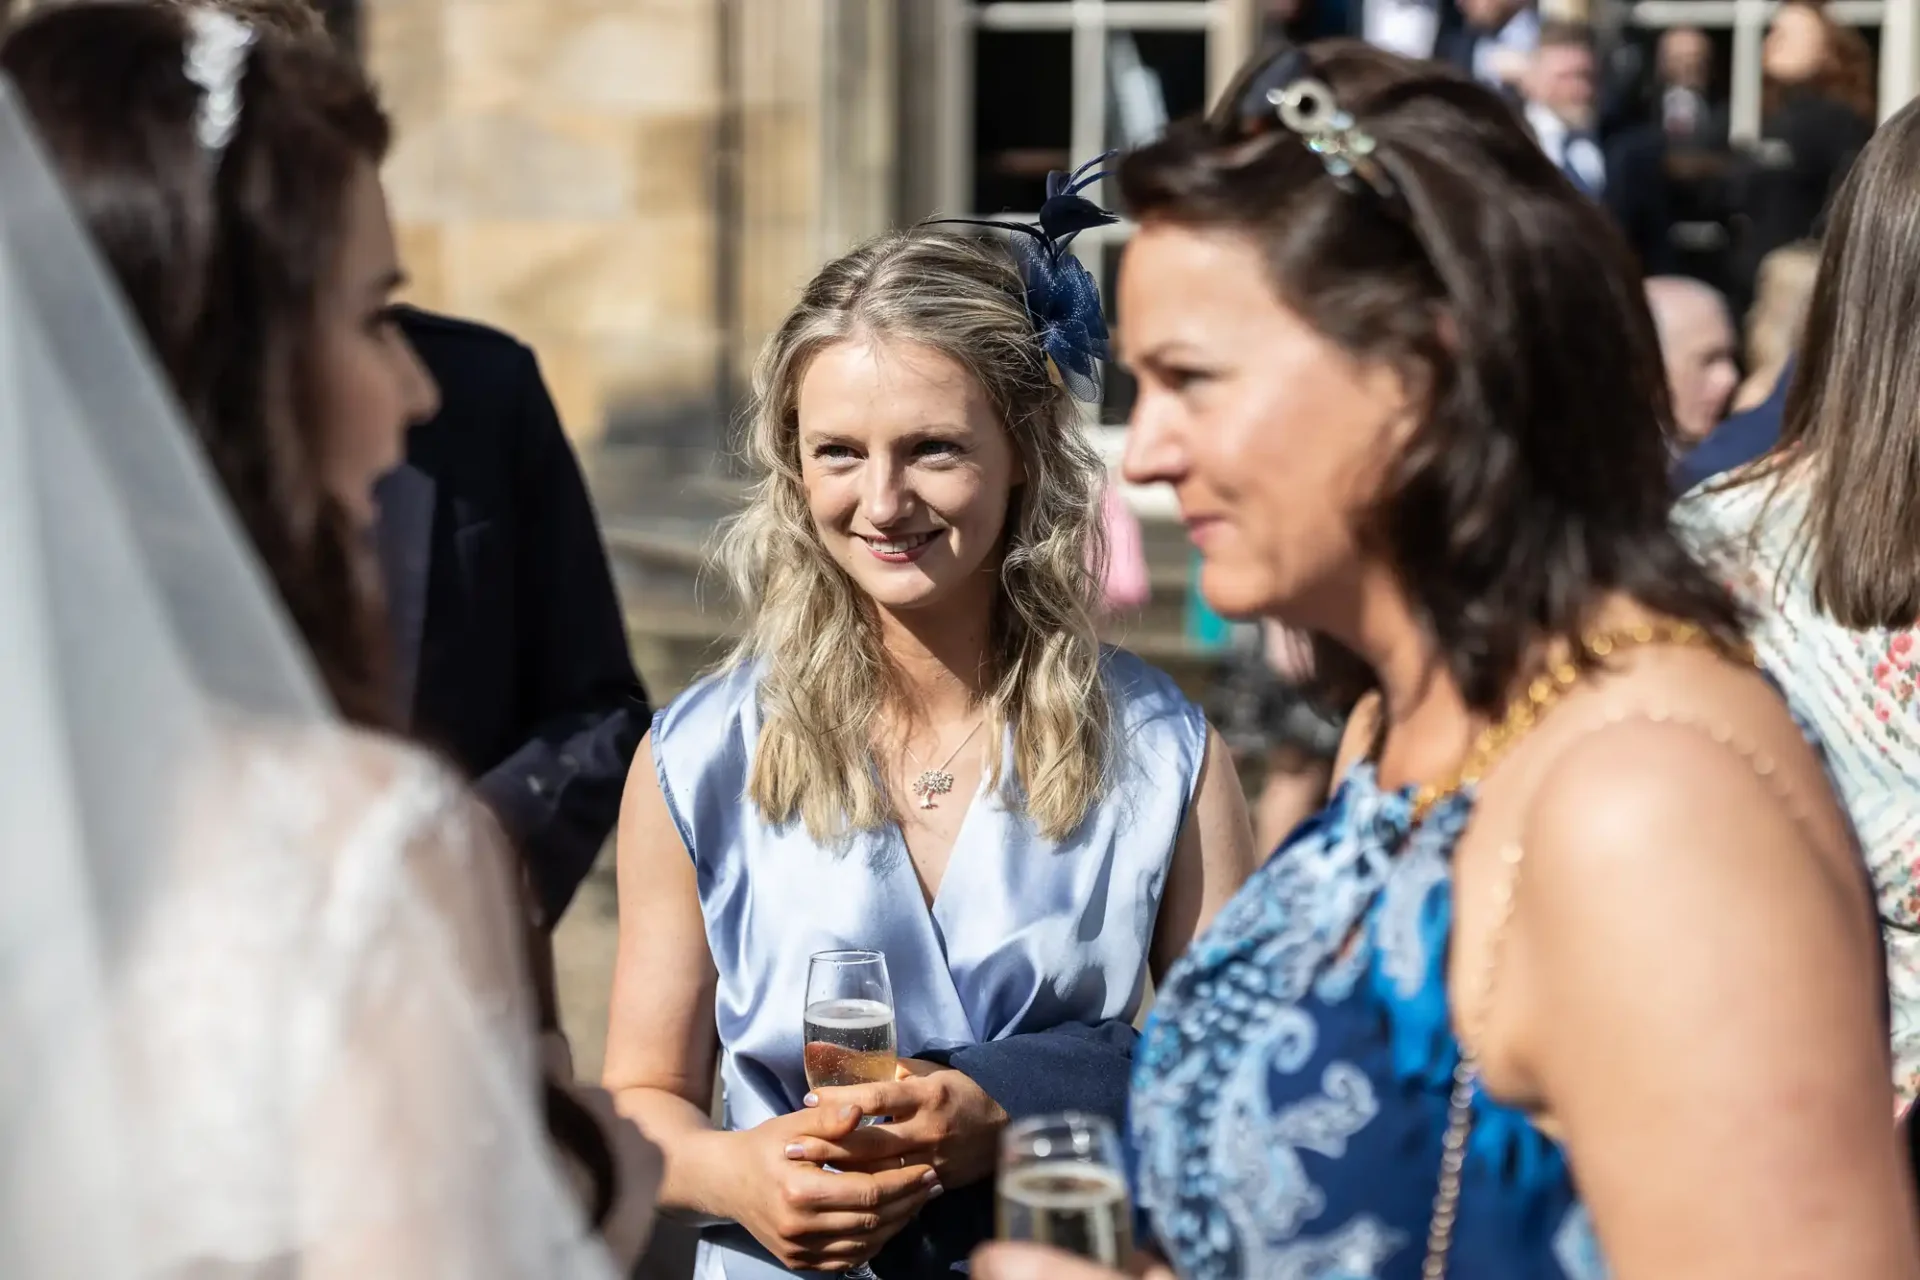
(650, 648), (1206, 1280)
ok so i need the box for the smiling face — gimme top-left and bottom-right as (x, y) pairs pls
(796, 334), (1025, 619)
(1118, 221), (1418, 625)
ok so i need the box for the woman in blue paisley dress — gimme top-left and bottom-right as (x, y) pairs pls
(976, 40), (1920, 1280)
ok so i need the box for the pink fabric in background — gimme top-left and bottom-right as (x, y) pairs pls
(1098, 485), (1150, 612)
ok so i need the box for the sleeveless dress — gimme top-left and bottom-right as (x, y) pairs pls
(650, 648), (1208, 1280)
(1677, 475), (1920, 1105)
(1130, 765), (1605, 1280)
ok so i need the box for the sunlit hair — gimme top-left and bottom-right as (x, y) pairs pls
(1748, 95), (1920, 627)
(715, 228), (1111, 844)
(1762, 0), (1876, 122)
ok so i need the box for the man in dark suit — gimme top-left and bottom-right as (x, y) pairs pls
(380, 308), (649, 926)
(1432, 0), (1536, 97)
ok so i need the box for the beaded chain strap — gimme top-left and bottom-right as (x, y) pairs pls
(1413, 620), (1792, 1278)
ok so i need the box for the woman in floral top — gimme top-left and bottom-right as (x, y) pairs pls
(1677, 95), (1920, 1109)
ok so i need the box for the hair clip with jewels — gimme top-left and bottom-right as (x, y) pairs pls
(1269, 76), (1395, 198)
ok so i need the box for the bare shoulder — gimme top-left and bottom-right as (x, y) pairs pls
(619, 730), (684, 850)
(1489, 648), (1915, 1280)
(1510, 645), (1868, 950)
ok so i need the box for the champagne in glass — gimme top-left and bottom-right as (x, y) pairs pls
(803, 949), (898, 1092)
(996, 1113), (1133, 1268)
(803, 949), (897, 1280)
(803, 997), (898, 1088)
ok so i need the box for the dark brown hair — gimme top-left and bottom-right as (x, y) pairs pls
(4, 2), (627, 1227)
(1764, 0), (1876, 122)
(1758, 94), (1920, 629)
(2, 0), (392, 726)
(1118, 40), (1745, 713)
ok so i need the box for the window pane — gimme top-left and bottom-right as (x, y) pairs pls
(972, 30), (1074, 213)
(1108, 29), (1209, 148)
(1105, 30), (1207, 207)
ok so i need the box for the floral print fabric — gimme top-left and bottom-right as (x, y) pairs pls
(1677, 472), (1920, 1106)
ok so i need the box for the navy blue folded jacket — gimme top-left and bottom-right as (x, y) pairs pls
(870, 1020), (1141, 1278)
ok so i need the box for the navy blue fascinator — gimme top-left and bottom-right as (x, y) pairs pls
(931, 153), (1119, 403)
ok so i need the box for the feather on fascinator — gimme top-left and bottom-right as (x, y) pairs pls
(931, 153), (1120, 403)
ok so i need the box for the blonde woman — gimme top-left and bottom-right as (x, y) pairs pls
(603, 225), (1255, 1279)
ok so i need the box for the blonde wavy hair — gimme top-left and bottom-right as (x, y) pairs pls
(715, 229), (1113, 844)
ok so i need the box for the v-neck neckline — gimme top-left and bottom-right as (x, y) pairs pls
(895, 766), (987, 918)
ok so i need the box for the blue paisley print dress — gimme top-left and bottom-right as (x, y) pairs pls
(1130, 762), (1607, 1280)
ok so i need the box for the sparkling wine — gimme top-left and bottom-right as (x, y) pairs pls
(802, 997), (898, 1089)
(996, 1162), (1133, 1267)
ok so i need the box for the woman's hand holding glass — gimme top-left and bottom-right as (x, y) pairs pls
(791, 1057), (1011, 1192)
(723, 1101), (939, 1273)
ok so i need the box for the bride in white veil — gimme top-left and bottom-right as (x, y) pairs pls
(0, 5), (653, 1275)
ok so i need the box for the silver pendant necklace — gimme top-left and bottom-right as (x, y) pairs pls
(905, 719), (984, 810)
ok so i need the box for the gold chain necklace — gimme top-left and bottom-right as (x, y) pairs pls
(1416, 619), (1751, 1279)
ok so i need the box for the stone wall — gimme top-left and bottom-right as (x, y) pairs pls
(727, 0), (897, 392)
(363, 0), (723, 446)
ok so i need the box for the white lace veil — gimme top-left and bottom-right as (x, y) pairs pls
(0, 78), (624, 1277)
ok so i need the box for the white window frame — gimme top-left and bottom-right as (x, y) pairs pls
(930, 1), (1253, 510)
(1620, 1), (1909, 139)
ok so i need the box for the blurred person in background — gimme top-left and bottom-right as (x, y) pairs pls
(1606, 28), (1738, 286)
(604, 227), (1255, 1280)
(982, 37), (1916, 1280)
(1733, 240), (1819, 413)
(0, 2), (658, 1271)
(1521, 21), (1605, 200)
(1096, 484), (1150, 615)
(1654, 26), (1724, 143)
(159, 0), (651, 945)
(1729, 0), (1874, 315)
(1677, 97), (1920, 1110)
(1210, 620), (1344, 850)
(1260, 0), (1358, 45)
(1433, 0), (1538, 96)
(1361, 0), (1442, 59)
(1645, 275), (1740, 447)
(1673, 241), (1820, 490)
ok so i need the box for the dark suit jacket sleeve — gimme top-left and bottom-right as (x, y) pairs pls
(915, 1020), (1139, 1126)
(472, 352), (649, 925)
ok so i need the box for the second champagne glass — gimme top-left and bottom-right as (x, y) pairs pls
(803, 949), (897, 1280)
(996, 1112), (1133, 1268)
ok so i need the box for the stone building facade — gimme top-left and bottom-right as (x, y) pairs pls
(356, 0), (1259, 447)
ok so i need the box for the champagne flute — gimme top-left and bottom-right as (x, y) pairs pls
(803, 949), (897, 1280)
(804, 949), (898, 1092)
(996, 1112), (1134, 1268)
